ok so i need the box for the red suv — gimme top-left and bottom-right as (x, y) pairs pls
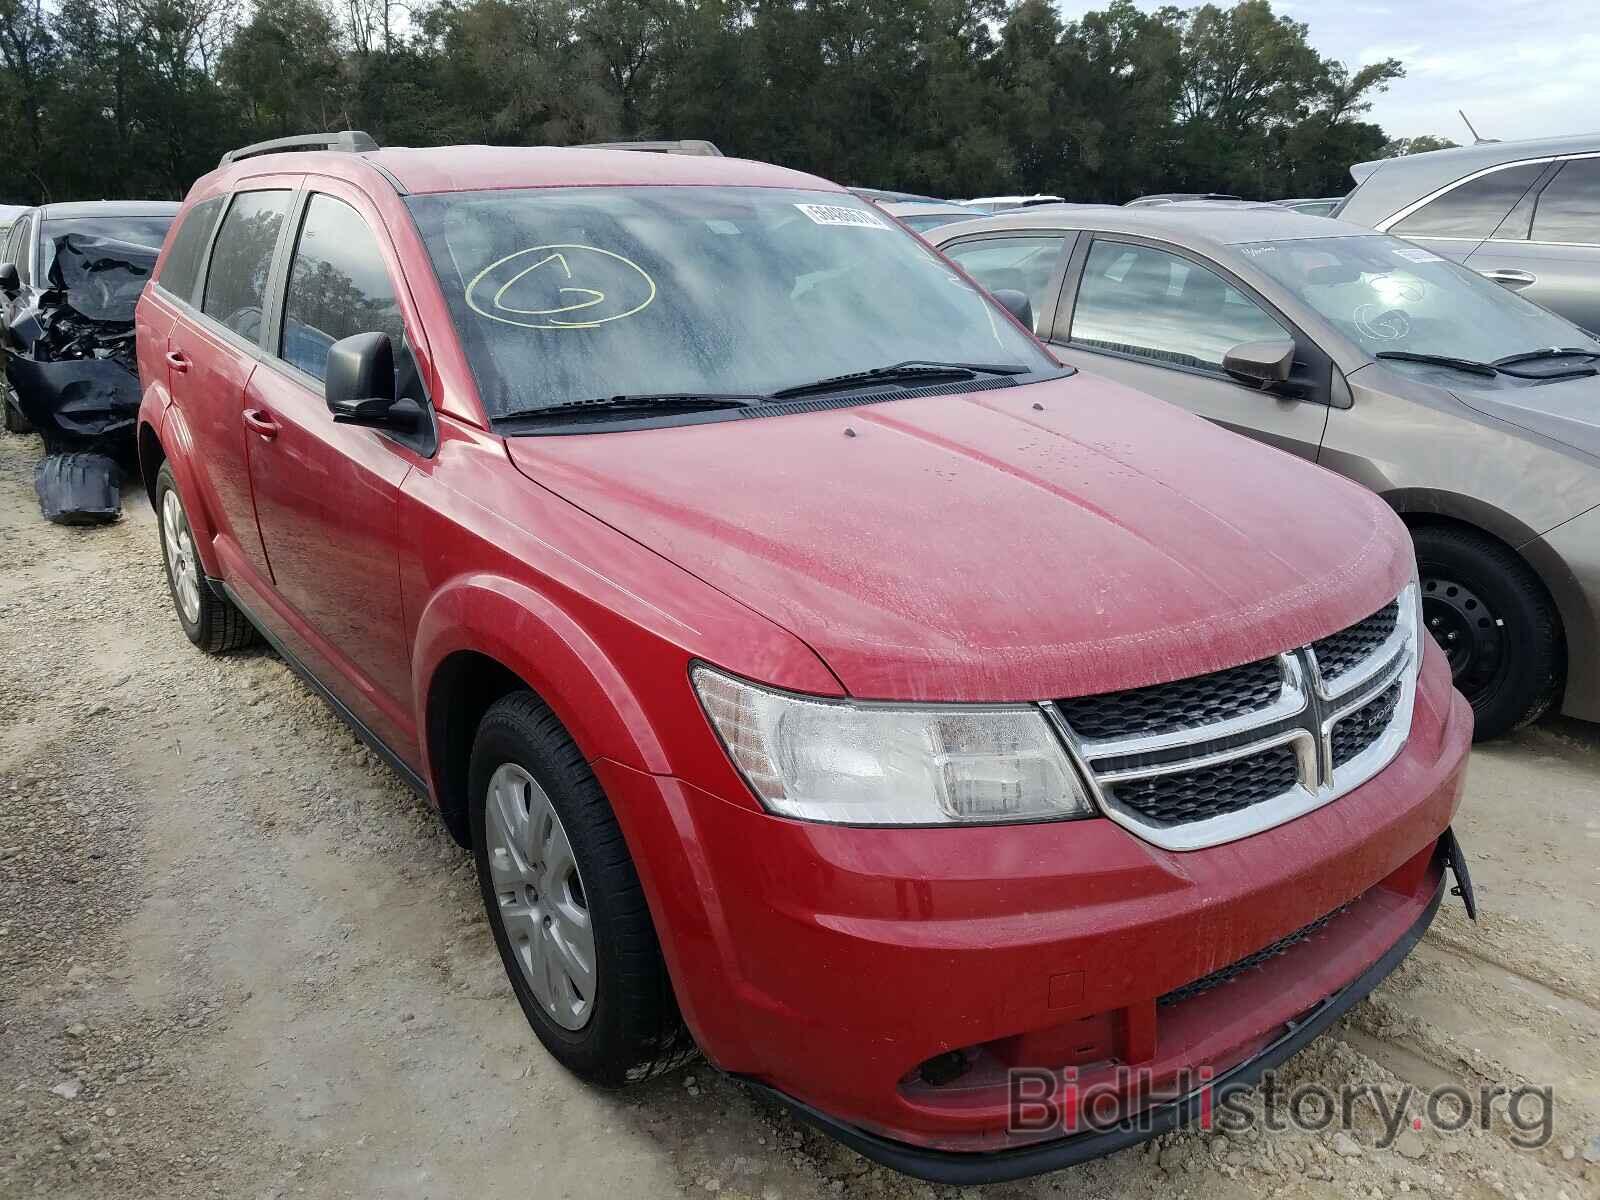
(135, 132), (1474, 1182)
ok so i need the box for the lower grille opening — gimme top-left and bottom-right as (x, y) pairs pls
(1159, 900), (1355, 1006)
(1106, 744), (1298, 827)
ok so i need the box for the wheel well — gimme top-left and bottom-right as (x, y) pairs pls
(1398, 509), (1567, 655)
(137, 422), (165, 506)
(425, 651), (530, 846)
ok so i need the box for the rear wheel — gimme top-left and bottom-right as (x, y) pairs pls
(155, 462), (257, 653)
(1411, 524), (1560, 741)
(470, 692), (695, 1085)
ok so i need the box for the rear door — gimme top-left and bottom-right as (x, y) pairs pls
(241, 181), (426, 759)
(1463, 155), (1600, 333)
(1054, 236), (1330, 462)
(167, 181), (299, 591)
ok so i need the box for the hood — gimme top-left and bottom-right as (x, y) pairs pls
(506, 376), (1413, 702)
(45, 233), (157, 324)
(1447, 372), (1600, 462)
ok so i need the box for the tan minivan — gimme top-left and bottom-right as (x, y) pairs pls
(934, 204), (1600, 740)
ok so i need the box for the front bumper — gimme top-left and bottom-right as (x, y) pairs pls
(746, 843), (1460, 1184)
(596, 642), (1472, 1176)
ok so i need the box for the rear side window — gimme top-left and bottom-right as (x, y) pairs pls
(202, 190), (292, 340)
(1390, 163), (1544, 239)
(158, 197), (226, 305)
(1069, 240), (1285, 372)
(1531, 159), (1600, 244)
(278, 193), (405, 382)
(8, 214), (33, 284)
(942, 236), (1069, 333)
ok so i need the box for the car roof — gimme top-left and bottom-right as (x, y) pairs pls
(207, 144), (839, 197)
(930, 202), (1373, 249)
(880, 200), (973, 217)
(1348, 132), (1600, 187)
(38, 200), (181, 219)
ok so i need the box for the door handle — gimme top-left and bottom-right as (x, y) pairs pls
(1480, 268), (1537, 289)
(241, 408), (281, 441)
(164, 349), (191, 374)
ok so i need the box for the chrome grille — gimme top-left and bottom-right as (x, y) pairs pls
(1054, 657), (1281, 740)
(1312, 601), (1399, 682)
(1044, 587), (1420, 851)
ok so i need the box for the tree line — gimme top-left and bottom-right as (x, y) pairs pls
(0, 0), (1455, 207)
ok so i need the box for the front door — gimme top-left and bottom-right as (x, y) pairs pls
(242, 186), (422, 758)
(1057, 237), (1330, 462)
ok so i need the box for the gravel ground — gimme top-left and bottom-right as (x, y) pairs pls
(1, 427), (1597, 1200)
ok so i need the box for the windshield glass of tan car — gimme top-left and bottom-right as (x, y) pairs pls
(39, 215), (175, 321)
(1239, 234), (1597, 363)
(405, 186), (1054, 420)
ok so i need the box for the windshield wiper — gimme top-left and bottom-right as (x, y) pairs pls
(1491, 348), (1600, 378)
(497, 393), (766, 425)
(772, 360), (1028, 400)
(1375, 351), (1497, 378)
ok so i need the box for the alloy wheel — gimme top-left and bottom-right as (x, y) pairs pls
(484, 762), (596, 1030)
(161, 488), (202, 625)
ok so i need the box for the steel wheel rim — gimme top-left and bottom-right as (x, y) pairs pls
(484, 762), (596, 1030)
(161, 489), (202, 625)
(1421, 574), (1507, 701)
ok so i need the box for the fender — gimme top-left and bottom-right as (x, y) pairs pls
(1382, 485), (1547, 550)
(411, 572), (671, 785)
(146, 398), (226, 579)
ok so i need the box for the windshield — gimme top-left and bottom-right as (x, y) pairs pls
(1238, 234), (1597, 364)
(40, 215), (174, 322)
(405, 186), (1052, 420)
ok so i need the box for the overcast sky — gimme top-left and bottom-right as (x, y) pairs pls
(1057, 0), (1599, 143)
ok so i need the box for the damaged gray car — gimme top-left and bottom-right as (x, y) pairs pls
(1, 201), (178, 523)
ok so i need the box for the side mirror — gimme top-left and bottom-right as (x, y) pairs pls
(991, 288), (1034, 332)
(0, 262), (18, 298)
(325, 331), (414, 429)
(1222, 338), (1296, 387)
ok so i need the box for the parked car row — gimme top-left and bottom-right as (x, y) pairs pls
(109, 130), (1485, 1184)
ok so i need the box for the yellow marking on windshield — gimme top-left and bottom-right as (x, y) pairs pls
(465, 244), (657, 329)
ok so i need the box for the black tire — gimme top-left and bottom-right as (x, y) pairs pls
(470, 691), (696, 1085)
(1412, 524), (1561, 741)
(154, 462), (257, 653)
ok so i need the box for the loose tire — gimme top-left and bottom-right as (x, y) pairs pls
(154, 462), (257, 653)
(470, 691), (695, 1085)
(1412, 524), (1561, 741)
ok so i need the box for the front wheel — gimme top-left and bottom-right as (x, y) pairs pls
(1412, 524), (1561, 741)
(469, 692), (695, 1085)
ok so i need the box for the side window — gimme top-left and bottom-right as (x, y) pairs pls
(202, 190), (292, 341)
(157, 196), (226, 305)
(2, 216), (25, 273)
(1531, 159), (1600, 245)
(279, 193), (405, 382)
(11, 215), (33, 284)
(1069, 240), (1285, 372)
(1390, 162), (1544, 239)
(942, 235), (1069, 333)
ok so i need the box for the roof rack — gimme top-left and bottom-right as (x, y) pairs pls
(576, 139), (723, 157)
(220, 130), (379, 168)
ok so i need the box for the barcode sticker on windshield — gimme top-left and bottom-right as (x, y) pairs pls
(1394, 247), (1443, 264)
(795, 203), (890, 229)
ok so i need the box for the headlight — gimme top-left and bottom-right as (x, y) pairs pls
(692, 665), (1094, 825)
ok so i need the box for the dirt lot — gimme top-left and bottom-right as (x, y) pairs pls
(1, 427), (1597, 1200)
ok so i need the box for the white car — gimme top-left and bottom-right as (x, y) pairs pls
(957, 194), (1064, 212)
